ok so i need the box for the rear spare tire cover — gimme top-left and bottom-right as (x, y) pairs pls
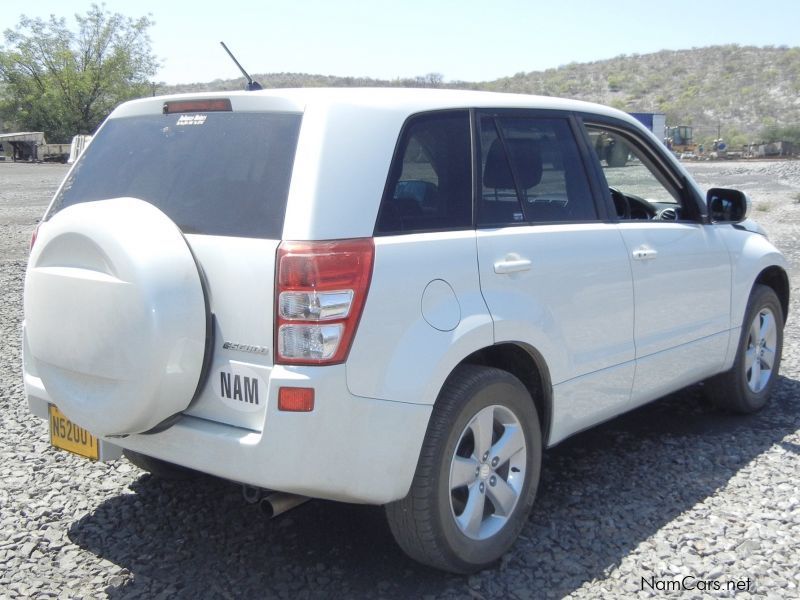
(25, 198), (208, 436)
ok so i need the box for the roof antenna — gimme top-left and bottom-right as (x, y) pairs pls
(220, 41), (263, 91)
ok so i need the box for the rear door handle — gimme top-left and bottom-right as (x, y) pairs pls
(632, 246), (658, 260)
(494, 257), (532, 274)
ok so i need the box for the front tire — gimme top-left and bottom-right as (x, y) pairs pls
(386, 365), (541, 573)
(707, 284), (784, 413)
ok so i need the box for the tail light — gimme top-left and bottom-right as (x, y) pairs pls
(275, 238), (374, 365)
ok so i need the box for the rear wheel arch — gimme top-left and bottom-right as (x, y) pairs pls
(459, 343), (552, 446)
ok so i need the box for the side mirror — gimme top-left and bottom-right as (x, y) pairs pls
(708, 188), (751, 223)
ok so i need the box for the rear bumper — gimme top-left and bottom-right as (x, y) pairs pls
(25, 359), (431, 505)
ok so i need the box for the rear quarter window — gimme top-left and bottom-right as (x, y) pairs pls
(375, 111), (472, 235)
(50, 112), (301, 239)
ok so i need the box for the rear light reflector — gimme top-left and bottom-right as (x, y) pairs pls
(278, 387), (315, 412)
(275, 238), (374, 365)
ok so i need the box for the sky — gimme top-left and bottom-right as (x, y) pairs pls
(1, 0), (798, 85)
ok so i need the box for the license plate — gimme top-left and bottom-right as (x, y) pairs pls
(49, 405), (99, 460)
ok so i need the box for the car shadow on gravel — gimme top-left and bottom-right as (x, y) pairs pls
(68, 376), (800, 599)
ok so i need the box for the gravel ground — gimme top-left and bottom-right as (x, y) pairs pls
(1, 160), (799, 599)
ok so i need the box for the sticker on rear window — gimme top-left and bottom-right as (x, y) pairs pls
(176, 114), (207, 126)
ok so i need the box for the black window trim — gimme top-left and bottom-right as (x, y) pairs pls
(375, 107), (710, 236)
(575, 113), (708, 223)
(474, 108), (609, 228)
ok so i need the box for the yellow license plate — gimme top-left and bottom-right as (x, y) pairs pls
(49, 405), (99, 460)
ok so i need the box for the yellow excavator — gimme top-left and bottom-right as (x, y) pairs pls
(666, 126), (697, 155)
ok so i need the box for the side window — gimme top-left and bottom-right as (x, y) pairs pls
(376, 111), (471, 235)
(479, 116), (597, 226)
(584, 124), (690, 221)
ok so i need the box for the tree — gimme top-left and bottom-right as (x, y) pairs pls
(0, 4), (157, 142)
(414, 73), (444, 88)
(760, 124), (800, 146)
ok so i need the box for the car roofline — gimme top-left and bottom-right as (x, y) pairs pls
(110, 87), (640, 127)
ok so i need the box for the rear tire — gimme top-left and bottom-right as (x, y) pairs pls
(707, 284), (784, 413)
(124, 449), (200, 480)
(386, 365), (541, 573)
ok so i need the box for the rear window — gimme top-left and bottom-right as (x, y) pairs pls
(50, 112), (301, 239)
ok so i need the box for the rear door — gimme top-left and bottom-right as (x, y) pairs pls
(474, 112), (635, 442)
(48, 103), (302, 431)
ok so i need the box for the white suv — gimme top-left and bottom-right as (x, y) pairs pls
(23, 88), (789, 573)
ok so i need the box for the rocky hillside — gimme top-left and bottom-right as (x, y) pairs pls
(486, 45), (800, 145)
(163, 45), (800, 146)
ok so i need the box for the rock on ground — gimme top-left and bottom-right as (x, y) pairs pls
(1, 160), (799, 599)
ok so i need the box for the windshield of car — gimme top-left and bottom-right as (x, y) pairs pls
(50, 111), (301, 239)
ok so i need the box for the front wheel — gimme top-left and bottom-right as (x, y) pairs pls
(386, 365), (541, 573)
(707, 284), (784, 413)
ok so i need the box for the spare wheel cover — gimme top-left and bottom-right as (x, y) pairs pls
(25, 198), (208, 436)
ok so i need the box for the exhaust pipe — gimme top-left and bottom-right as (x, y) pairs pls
(259, 492), (309, 518)
(241, 484), (263, 504)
